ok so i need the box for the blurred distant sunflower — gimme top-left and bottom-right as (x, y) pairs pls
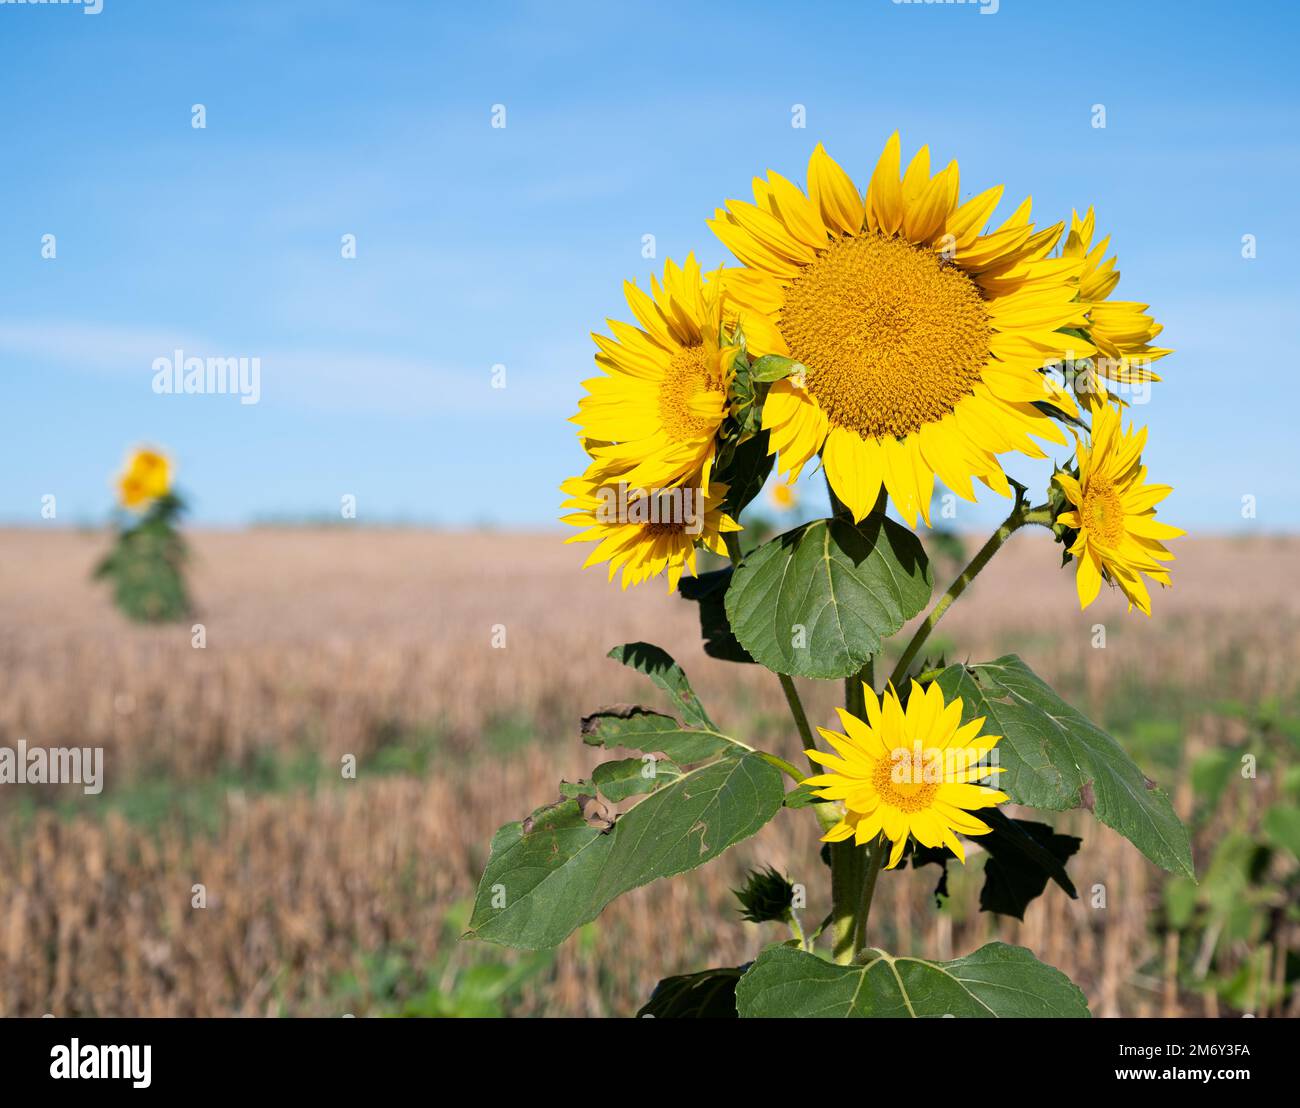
(804, 681), (1007, 868)
(1054, 402), (1182, 615)
(1063, 207), (1171, 403)
(118, 447), (171, 510)
(559, 473), (740, 592)
(572, 255), (737, 492)
(769, 481), (798, 511)
(709, 134), (1084, 527)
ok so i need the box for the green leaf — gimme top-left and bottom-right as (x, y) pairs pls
(716, 430), (775, 519)
(908, 811), (1080, 919)
(638, 967), (743, 1018)
(580, 706), (731, 764)
(978, 812), (1081, 920)
(1191, 747), (1237, 809)
(1163, 875), (1199, 929)
(467, 713), (784, 949)
(1263, 806), (1300, 861)
(748, 354), (805, 383)
(781, 783), (824, 809)
(679, 568), (754, 664)
(735, 942), (1089, 1018)
(591, 756), (682, 803)
(934, 655), (1194, 877)
(725, 516), (931, 679)
(607, 642), (715, 730)
(467, 757), (781, 949)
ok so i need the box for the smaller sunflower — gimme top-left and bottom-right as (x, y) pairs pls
(1063, 208), (1172, 402)
(804, 681), (1007, 868)
(1054, 402), (1182, 615)
(769, 481), (798, 511)
(118, 447), (171, 510)
(559, 472), (740, 592)
(573, 255), (737, 492)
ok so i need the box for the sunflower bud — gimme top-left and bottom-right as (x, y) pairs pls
(733, 866), (796, 925)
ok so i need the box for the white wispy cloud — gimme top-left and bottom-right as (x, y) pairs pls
(0, 318), (563, 416)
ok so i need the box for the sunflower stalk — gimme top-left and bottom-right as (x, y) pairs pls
(888, 495), (1053, 691)
(854, 832), (888, 956)
(829, 838), (868, 964)
(820, 478), (894, 960)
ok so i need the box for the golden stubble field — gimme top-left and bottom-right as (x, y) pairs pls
(0, 527), (1296, 1016)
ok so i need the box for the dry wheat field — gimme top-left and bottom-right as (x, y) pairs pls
(0, 526), (1296, 1017)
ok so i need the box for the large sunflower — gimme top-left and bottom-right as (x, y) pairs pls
(1063, 207), (1171, 402)
(572, 255), (737, 492)
(559, 472), (740, 592)
(1054, 402), (1182, 615)
(708, 134), (1085, 527)
(804, 681), (1007, 868)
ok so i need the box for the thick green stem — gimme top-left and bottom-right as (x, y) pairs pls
(827, 500), (1054, 960)
(888, 500), (1052, 690)
(829, 839), (867, 964)
(853, 833), (887, 955)
(824, 485), (890, 963)
(845, 657), (872, 718)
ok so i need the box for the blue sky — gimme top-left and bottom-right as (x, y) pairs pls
(2, 0), (1297, 530)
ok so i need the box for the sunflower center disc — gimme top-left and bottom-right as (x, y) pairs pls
(873, 749), (940, 814)
(1084, 479), (1126, 548)
(779, 233), (991, 440)
(658, 345), (721, 442)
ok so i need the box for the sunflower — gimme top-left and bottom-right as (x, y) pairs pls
(708, 134), (1086, 528)
(804, 681), (1007, 868)
(559, 472), (740, 591)
(1062, 207), (1172, 403)
(118, 447), (171, 510)
(769, 481), (798, 511)
(1054, 402), (1182, 615)
(572, 255), (737, 492)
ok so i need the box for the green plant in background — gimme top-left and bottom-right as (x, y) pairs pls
(94, 446), (193, 623)
(1160, 702), (1300, 1015)
(467, 135), (1195, 1017)
(350, 901), (555, 1018)
(396, 905), (556, 1018)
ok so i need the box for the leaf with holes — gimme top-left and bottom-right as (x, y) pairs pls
(580, 706), (732, 764)
(467, 711), (783, 949)
(591, 756), (683, 802)
(607, 642), (715, 730)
